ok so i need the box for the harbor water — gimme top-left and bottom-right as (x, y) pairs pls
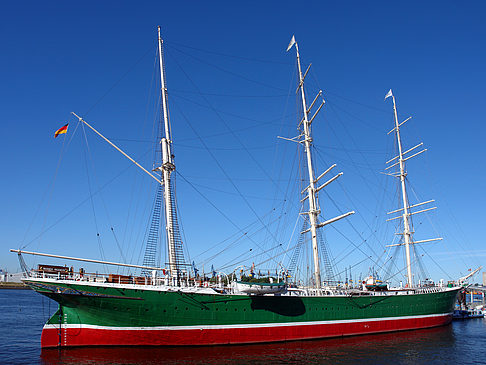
(1, 289), (486, 364)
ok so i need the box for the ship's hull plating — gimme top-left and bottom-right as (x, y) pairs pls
(25, 279), (459, 348)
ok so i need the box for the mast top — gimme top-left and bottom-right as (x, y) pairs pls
(286, 35), (296, 52)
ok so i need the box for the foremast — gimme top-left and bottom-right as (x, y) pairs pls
(385, 90), (442, 288)
(157, 27), (179, 282)
(390, 93), (413, 288)
(287, 36), (354, 289)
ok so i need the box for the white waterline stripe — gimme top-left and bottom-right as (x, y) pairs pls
(43, 312), (451, 331)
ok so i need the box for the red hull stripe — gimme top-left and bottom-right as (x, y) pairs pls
(41, 313), (452, 348)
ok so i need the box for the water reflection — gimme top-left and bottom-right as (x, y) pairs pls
(41, 326), (457, 365)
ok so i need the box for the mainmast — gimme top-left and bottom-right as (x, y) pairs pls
(157, 27), (178, 281)
(286, 36), (354, 289)
(295, 41), (321, 288)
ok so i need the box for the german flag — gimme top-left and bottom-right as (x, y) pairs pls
(54, 123), (69, 138)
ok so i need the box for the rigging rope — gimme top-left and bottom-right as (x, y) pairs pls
(21, 120), (81, 250)
(167, 49), (286, 249)
(81, 123), (107, 271)
(175, 170), (281, 267)
(169, 40), (292, 66)
(169, 44), (287, 92)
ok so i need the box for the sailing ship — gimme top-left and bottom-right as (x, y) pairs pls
(11, 29), (461, 348)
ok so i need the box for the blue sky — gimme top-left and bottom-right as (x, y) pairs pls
(1, 1), (485, 284)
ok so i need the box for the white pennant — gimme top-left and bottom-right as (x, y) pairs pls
(286, 35), (296, 52)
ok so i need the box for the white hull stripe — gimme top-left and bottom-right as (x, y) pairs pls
(44, 312), (451, 331)
(26, 277), (460, 296)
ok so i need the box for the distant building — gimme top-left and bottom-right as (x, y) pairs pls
(483, 272), (486, 286)
(0, 270), (23, 283)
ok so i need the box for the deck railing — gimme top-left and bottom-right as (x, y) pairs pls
(29, 269), (452, 297)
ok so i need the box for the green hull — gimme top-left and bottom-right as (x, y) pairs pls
(26, 278), (459, 347)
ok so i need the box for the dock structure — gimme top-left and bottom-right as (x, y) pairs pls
(457, 286), (486, 309)
(468, 286), (486, 293)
